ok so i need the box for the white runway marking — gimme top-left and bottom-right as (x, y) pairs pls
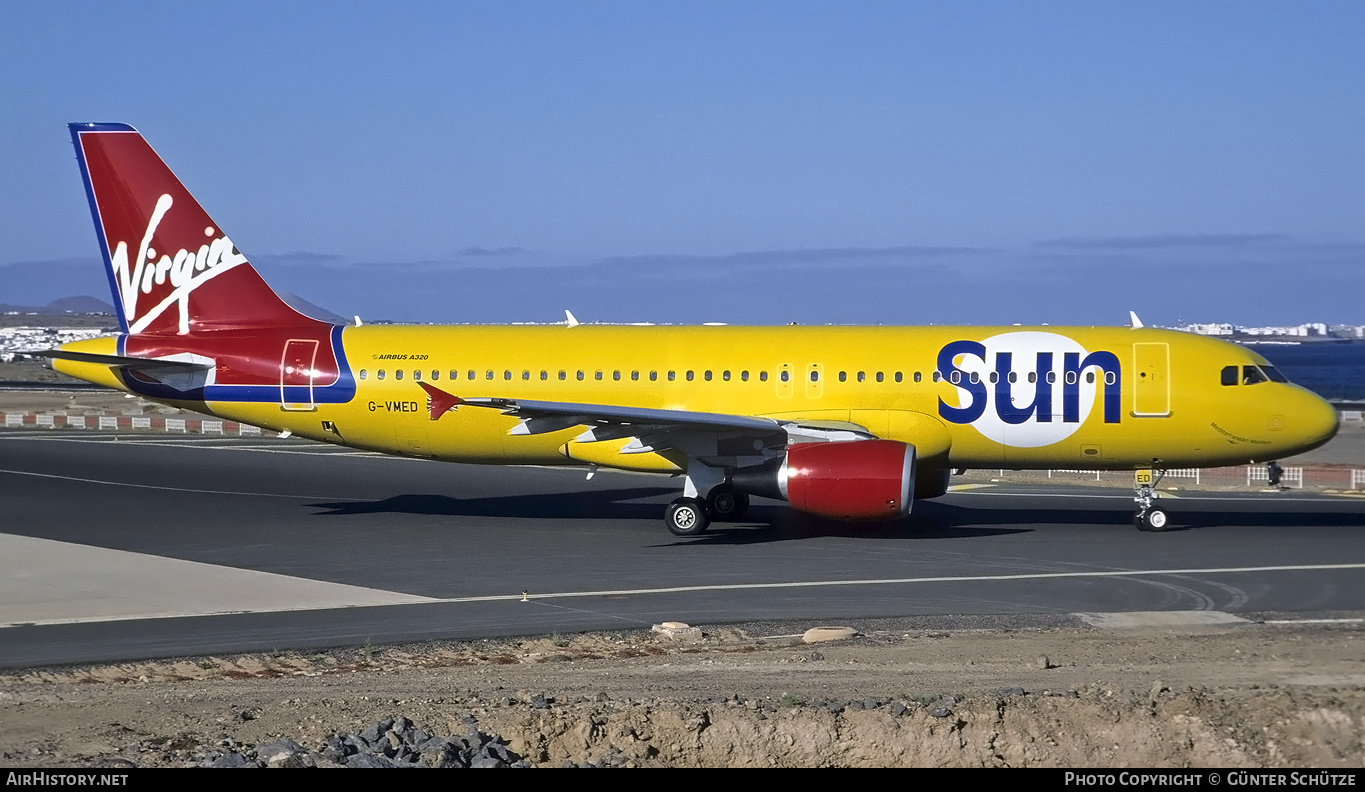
(0, 533), (437, 628)
(3, 545), (1361, 628)
(0, 468), (346, 500)
(430, 562), (1365, 604)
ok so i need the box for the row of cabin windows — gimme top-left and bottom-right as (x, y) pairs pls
(931, 369), (1116, 386)
(355, 367), (1116, 386)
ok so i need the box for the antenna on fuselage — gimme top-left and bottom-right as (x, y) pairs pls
(1129, 311), (1144, 329)
(564, 310), (580, 327)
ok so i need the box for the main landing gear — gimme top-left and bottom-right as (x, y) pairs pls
(1133, 465), (1171, 532)
(664, 484), (750, 537)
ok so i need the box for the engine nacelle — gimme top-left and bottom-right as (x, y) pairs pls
(777, 439), (916, 520)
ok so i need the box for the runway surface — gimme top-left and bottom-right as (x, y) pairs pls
(2, 430), (1364, 668)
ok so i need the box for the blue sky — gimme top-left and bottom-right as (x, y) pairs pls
(2, 2), (1363, 325)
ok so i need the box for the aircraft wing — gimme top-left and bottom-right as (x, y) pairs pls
(417, 382), (873, 463)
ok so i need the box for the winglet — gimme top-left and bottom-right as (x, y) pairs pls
(564, 310), (580, 327)
(418, 381), (462, 420)
(1129, 311), (1144, 329)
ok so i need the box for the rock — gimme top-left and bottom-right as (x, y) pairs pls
(802, 626), (857, 644)
(321, 735), (355, 762)
(255, 738), (314, 768)
(203, 751), (257, 768)
(1035, 655), (1052, 669)
(997, 687), (1026, 697)
(931, 707), (953, 718)
(652, 622), (703, 642)
(344, 753), (401, 768)
(891, 702), (910, 717)
(238, 707), (262, 721)
(808, 651), (824, 661)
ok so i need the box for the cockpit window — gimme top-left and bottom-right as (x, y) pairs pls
(1221, 366), (1238, 386)
(1242, 365), (1268, 385)
(1261, 366), (1288, 383)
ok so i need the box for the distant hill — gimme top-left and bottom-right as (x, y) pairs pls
(0, 295), (115, 315)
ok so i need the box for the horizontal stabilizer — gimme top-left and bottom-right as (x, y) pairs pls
(30, 349), (212, 372)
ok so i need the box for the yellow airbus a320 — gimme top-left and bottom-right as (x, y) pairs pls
(43, 124), (1339, 536)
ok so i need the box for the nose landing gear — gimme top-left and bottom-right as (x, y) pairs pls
(1133, 465), (1172, 532)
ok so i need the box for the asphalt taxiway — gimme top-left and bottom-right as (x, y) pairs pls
(2, 431), (1363, 668)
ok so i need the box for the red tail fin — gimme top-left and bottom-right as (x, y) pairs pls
(70, 123), (314, 335)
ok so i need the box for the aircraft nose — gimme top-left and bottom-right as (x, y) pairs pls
(1282, 388), (1338, 455)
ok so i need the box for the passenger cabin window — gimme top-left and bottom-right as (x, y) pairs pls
(558, 370), (566, 380)
(759, 371), (768, 382)
(722, 371), (731, 381)
(595, 371), (603, 381)
(704, 371), (712, 381)
(577, 371), (585, 381)
(377, 370), (385, 380)
(631, 371), (639, 381)
(857, 371), (866, 382)
(779, 370), (789, 382)
(541, 371), (548, 380)
(668, 371), (676, 381)
(450, 370), (458, 380)
(809, 370), (819, 382)
(486, 370), (494, 380)
(431, 370), (439, 380)
(522, 371), (530, 380)
(839, 371), (847, 382)
(467, 370), (475, 380)
(686, 371), (694, 381)
(413, 370), (421, 381)
(395, 370), (404, 381)
(876, 372), (884, 383)
(359, 370), (368, 380)
(932, 371), (941, 382)
(613, 370), (620, 381)
(650, 371), (658, 381)
(741, 371), (749, 381)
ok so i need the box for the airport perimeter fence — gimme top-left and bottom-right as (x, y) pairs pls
(1011, 464), (1364, 490)
(4, 411), (261, 436)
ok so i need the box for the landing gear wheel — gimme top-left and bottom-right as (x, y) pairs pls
(706, 487), (750, 521)
(665, 497), (710, 537)
(1136, 507), (1171, 532)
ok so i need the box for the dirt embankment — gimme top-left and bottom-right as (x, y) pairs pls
(2, 622), (1362, 767)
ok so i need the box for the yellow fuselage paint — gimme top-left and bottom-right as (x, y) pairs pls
(54, 324), (1338, 473)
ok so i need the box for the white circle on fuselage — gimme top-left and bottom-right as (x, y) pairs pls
(947, 331), (1100, 448)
